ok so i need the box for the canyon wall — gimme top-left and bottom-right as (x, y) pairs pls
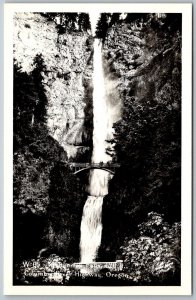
(13, 13), (93, 261)
(99, 14), (181, 283)
(13, 12), (181, 285)
(14, 12), (93, 160)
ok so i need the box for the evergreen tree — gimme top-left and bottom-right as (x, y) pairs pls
(78, 13), (91, 31)
(32, 54), (47, 125)
(125, 13), (150, 24)
(110, 13), (121, 26)
(95, 13), (110, 40)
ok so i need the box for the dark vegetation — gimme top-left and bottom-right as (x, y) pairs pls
(46, 163), (86, 258)
(13, 54), (86, 268)
(96, 13), (150, 40)
(99, 13), (181, 284)
(41, 13), (91, 34)
(96, 13), (181, 41)
(14, 13), (181, 285)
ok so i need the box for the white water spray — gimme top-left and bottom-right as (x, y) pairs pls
(80, 16), (121, 263)
(80, 39), (112, 263)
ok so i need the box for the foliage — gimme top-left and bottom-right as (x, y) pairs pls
(121, 212), (181, 284)
(41, 13), (91, 33)
(16, 212), (180, 286)
(13, 11), (94, 268)
(14, 13), (182, 286)
(110, 17), (181, 218)
(13, 55), (85, 263)
(100, 13), (181, 271)
(46, 163), (86, 257)
(13, 58), (67, 211)
(14, 55), (48, 149)
(125, 13), (150, 24)
(78, 13), (91, 31)
(95, 13), (111, 40)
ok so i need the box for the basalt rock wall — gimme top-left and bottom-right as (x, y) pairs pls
(14, 12), (93, 160)
(13, 13), (93, 261)
(99, 14), (181, 284)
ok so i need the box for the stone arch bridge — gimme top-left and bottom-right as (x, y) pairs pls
(67, 162), (120, 175)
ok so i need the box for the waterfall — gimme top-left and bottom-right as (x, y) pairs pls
(79, 39), (113, 263)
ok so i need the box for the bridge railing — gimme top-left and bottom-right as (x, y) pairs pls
(68, 163), (121, 168)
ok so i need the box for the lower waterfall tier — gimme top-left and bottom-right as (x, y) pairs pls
(80, 195), (103, 263)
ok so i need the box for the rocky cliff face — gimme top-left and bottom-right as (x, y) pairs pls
(14, 12), (93, 160)
(99, 14), (181, 283)
(13, 13), (181, 284)
(13, 13), (92, 261)
(103, 15), (181, 107)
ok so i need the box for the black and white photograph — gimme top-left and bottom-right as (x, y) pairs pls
(4, 3), (192, 295)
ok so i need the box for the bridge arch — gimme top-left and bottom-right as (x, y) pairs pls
(73, 166), (115, 175)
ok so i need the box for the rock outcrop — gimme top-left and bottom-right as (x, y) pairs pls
(13, 13), (92, 263)
(14, 12), (93, 159)
(99, 15), (181, 285)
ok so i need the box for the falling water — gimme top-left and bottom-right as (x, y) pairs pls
(80, 38), (114, 263)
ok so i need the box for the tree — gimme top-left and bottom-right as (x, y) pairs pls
(95, 13), (111, 40)
(110, 13), (121, 26)
(100, 12), (181, 263)
(121, 212), (181, 284)
(46, 163), (86, 258)
(78, 13), (91, 31)
(32, 54), (47, 124)
(125, 13), (150, 24)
